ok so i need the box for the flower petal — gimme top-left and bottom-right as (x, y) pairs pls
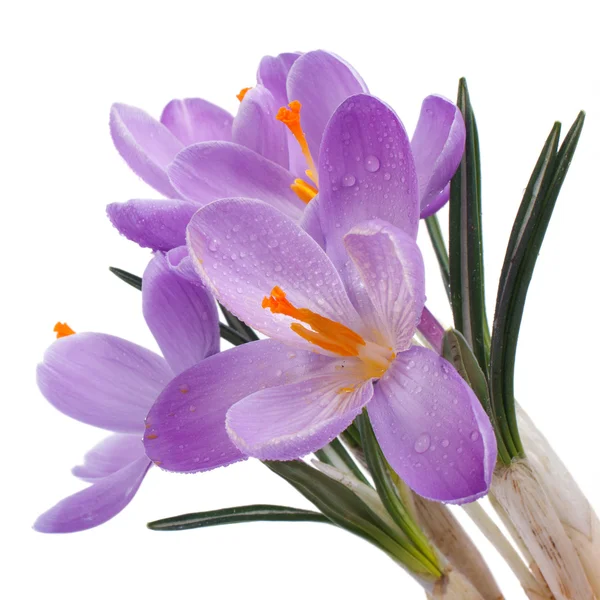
(257, 51), (304, 178)
(166, 245), (201, 283)
(160, 98), (233, 146)
(368, 347), (496, 503)
(286, 50), (368, 164)
(232, 85), (289, 168)
(318, 94), (419, 269)
(168, 142), (304, 221)
(227, 373), (373, 461)
(411, 95), (465, 217)
(144, 340), (331, 472)
(420, 184), (450, 220)
(187, 198), (364, 352)
(257, 52), (301, 108)
(109, 103), (183, 197)
(106, 199), (198, 251)
(34, 456), (151, 533)
(143, 252), (219, 375)
(300, 192), (325, 248)
(71, 434), (144, 481)
(37, 333), (171, 433)
(344, 219), (425, 352)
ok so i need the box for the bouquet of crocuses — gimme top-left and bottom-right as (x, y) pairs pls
(34, 50), (598, 600)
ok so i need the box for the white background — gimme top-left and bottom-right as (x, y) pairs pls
(2, 1), (598, 598)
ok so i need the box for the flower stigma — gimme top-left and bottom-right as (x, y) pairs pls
(54, 322), (75, 338)
(236, 87), (252, 102)
(276, 100), (319, 202)
(262, 286), (394, 381)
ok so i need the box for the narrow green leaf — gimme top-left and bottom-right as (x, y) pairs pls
(148, 504), (329, 531)
(109, 266), (142, 290)
(219, 303), (258, 342)
(448, 78), (490, 374)
(424, 214), (451, 302)
(314, 437), (371, 486)
(265, 460), (439, 577)
(356, 412), (442, 574)
(490, 113), (585, 458)
(219, 323), (251, 346)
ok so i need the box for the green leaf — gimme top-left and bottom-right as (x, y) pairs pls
(448, 78), (490, 375)
(265, 460), (439, 577)
(109, 266), (142, 290)
(219, 323), (251, 346)
(424, 214), (451, 302)
(356, 412), (442, 575)
(219, 303), (258, 342)
(147, 504), (329, 531)
(490, 112), (585, 459)
(314, 437), (371, 486)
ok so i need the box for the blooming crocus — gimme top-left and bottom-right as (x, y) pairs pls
(108, 50), (462, 258)
(144, 94), (496, 503)
(34, 253), (219, 532)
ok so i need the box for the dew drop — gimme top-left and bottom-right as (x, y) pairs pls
(208, 241), (218, 252)
(441, 439), (450, 448)
(383, 172), (391, 181)
(342, 174), (356, 187)
(414, 433), (431, 454)
(470, 431), (480, 442)
(364, 155), (380, 173)
(267, 238), (279, 248)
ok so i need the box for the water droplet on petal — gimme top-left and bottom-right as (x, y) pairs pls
(342, 174), (356, 187)
(364, 155), (380, 172)
(470, 431), (480, 442)
(414, 433), (431, 453)
(208, 241), (218, 252)
(441, 439), (450, 448)
(383, 172), (391, 181)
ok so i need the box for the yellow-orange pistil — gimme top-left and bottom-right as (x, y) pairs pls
(262, 287), (395, 381)
(276, 100), (319, 203)
(237, 87), (252, 102)
(54, 322), (75, 338)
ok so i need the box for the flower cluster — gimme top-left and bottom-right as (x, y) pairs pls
(34, 49), (597, 600)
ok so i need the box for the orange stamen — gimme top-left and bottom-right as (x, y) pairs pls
(236, 87), (252, 102)
(290, 178), (318, 204)
(262, 286), (365, 356)
(276, 101), (318, 186)
(54, 322), (75, 338)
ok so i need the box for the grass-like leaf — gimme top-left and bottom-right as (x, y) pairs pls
(148, 504), (329, 531)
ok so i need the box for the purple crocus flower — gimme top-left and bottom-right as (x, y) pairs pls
(108, 50), (462, 258)
(144, 94), (496, 503)
(34, 253), (219, 532)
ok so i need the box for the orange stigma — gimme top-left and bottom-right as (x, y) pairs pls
(262, 286), (365, 356)
(54, 322), (75, 338)
(276, 100), (318, 187)
(290, 179), (318, 204)
(236, 87), (252, 102)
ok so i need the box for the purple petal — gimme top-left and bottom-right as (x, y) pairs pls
(420, 184), (450, 220)
(143, 252), (219, 375)
(168, 142), (304, 221)
(318, 94), (419, 270)
(300, 192), (325, 248)
(37, 333), (171, 433)
(227, 374), (373, 461)
(106, 199), (198, 251)
(287, 50), (368, 165)
(411, 95), (465, 217)
(144, 340), (332, 472)
(34, 456), (150, 533)
(187, 198), (364, 353)
(232, 85), (289, 168)
(72, 434), (144, 481)
(368, 347), (497, 503)
(257, 52), (301, 108)
(160, 98), (233, 146)
(109, 103), (183, 198)
(166, 245), (201, 283)
(256, 51), (305, 178)
(344, 220), (425, 352)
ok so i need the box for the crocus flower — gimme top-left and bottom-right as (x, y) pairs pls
(34, 253), (219, 532)
(144, 94), (496, 503)
(107, 50), (462, 258)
